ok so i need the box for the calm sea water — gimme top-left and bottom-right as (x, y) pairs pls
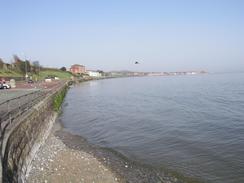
(60, 73), (244, 183)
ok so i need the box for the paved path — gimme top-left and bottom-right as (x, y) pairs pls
(0, 89), (43, 119)
(0, 89), (39, 104)
(0, 80), (63, 118)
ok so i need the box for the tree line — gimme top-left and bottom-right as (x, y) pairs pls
(0, 55), (41, 75)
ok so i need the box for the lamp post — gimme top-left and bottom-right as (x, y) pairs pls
(36, 60), (40, 81)
(25, 60), (28, 81)
(22, 53), (28, 81)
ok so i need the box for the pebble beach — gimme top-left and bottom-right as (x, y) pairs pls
(26, 119), (185, 183)
(26, 122), (121, 183)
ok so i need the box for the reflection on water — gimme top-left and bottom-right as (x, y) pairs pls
(60, 73), (244, 183)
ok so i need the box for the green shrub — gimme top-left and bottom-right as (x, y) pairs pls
(53, 86), (68, 112)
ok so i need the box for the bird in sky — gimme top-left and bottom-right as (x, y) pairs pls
(135, 61), (139, 64)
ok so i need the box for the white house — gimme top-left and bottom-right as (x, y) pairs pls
(87, 70), (102, 77)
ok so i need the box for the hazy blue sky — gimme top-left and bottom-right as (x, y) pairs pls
(0, 0), (243, 72)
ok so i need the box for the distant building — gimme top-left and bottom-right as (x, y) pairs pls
(87, 70), (102, 77)
(70, 64), (86, 74)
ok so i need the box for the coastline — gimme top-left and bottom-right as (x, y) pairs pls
(27, 117), (200, 183)
(26, 120), (121, 183)
(26, 79), (203, 183)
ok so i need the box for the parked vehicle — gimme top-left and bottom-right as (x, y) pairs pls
(45, 78), (52, 82)
(28, 79), (34, 84)
(0, 83), (11, 89)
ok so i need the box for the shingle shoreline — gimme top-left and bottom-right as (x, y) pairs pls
(26, 118), (185, 183)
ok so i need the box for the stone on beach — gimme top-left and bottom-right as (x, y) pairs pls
(26, 124), (119, 183)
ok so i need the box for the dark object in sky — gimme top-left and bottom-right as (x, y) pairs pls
(135, 61), (139, 64)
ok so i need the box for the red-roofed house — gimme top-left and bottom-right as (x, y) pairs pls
(70, 64), (86, 74)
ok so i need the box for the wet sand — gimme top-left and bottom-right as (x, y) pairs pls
(27, 121), (187, 183)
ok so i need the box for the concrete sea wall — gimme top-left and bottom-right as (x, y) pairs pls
(2, 84), (67, 183)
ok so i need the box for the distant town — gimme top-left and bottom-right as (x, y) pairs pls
(0, 55), (207, 84)
(70, 64), (207, 77)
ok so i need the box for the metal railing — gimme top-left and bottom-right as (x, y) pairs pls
(0, 82), (64, 138)
(0, 81), (65, 123)
(0, 81), (67, 182)
(0, 90), (46, 124)
(0, 83), (64, 123)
